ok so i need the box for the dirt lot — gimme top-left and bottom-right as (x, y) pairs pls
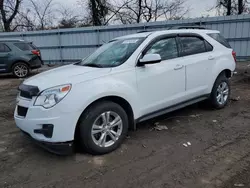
(0, 63), (250, 188)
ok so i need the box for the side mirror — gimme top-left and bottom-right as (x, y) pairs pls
(138, 54), (162, 66)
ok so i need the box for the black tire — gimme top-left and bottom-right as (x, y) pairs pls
(209, 73), (231, 109)
(12, 62), (30, 78)
(78, 101), (129, 155)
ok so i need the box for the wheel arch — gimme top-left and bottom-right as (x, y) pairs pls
(74, 95), (136, 141)
(209, 69), (231, 109)
(216, 69), (232, 81)
(223, 69), (232, 78)
(10, 60), (30, 70)
(210, 69), (232, 92)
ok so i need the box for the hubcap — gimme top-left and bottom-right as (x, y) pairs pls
(216, 82), (229, 105)
(14, 64), (28, 77)
(91, 111), (123, 148)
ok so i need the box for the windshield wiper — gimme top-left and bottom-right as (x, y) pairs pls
(82, 63), (103, 68)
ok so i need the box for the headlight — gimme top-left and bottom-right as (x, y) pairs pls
(34, 84), (71, 108)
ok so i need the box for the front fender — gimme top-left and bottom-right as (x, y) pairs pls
(63, 77), (140, 119)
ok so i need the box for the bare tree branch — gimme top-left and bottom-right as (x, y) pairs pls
(104, 0), (133, 25)
(114, 0), (188, 24)
(213, 0), (249, 15)
(0, 0), (21, 31)
(28, 0), (55, 30)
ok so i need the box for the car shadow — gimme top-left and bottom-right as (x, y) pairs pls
(136, 101), (210, 131)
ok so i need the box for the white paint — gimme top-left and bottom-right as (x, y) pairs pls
(14, 29), (235, 146)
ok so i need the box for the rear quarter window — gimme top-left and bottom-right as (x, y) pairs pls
(14, 42), (35, 51)
(208, 33), (231, 48)
(179, 36), (207, 56)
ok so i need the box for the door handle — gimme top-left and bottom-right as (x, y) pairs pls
(174, 64), (184, 70)
(208, 56), (214, 60)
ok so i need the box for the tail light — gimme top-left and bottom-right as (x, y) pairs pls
(31, 50), (40, 56)
(232, 51), (237, 63)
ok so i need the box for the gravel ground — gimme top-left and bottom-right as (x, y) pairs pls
(0, 63), (249, 188)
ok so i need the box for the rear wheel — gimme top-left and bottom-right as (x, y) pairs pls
(78, 101), (128, 155)
(12, 62), (30, 78)
(209, 73), (230, 109)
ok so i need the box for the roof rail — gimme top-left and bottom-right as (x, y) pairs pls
(0, 39), (25, 42)
(177, 26), (206, 30)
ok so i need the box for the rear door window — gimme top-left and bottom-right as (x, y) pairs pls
(0, 43), (11, 52)
(14, 42), (35, 51)
(179, 37), (206, 56)
(208, 33), (231, 48)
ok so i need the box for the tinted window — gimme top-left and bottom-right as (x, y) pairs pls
(14, 42), (35, 51)
(145, 37), (178, 60)
(179, 37), (206, 56)
(0, 43), (11, 52)
(205, 41), (213, 51)
(208, 33), (231, 48)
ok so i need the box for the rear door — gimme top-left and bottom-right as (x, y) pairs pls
(0, 43), (12, 72)
(177, 34), (215, 99)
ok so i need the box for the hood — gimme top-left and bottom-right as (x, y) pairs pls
(23, 64), (111, 90)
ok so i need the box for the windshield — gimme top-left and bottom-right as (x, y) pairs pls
(76, 38), (145, 68)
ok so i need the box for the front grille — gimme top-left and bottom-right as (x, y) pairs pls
(20, 91), (32, 99)
(17, 106), (28, 117)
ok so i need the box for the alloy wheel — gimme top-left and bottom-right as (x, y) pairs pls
(91, 111), (123, 148)
(216, 82), (229, 105)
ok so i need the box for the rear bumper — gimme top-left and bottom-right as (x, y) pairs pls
(29, 57), (43, 69)
(21, 130), (74, 155)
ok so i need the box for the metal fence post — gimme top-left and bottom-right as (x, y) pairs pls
(21, 33), (24, 40)
(58, 29), (63, 65)
(97, 28), (100, 47)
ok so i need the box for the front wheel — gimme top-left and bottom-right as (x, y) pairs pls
(209, 73), (231, 109)
(78, 101), (128, 155)
(12, 62), (30, 78)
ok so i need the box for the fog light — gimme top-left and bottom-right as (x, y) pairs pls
(34, 124), (54, 138)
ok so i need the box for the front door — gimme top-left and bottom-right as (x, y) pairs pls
(136, 36), (186, 116)
(0, 43), (12, 72)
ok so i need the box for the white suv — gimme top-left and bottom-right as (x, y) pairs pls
(15, 29), (236, 155)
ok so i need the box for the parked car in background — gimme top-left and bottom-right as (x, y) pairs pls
(0, 39), (43, 78)
(15, 28), (236, 155)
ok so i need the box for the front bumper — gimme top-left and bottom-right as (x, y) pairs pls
(14, 91), (82, 155)
(21, 130), (74, 155)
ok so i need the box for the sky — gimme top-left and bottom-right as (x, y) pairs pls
(55, 0), (218, 18)
(185, 0), (217, 17)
